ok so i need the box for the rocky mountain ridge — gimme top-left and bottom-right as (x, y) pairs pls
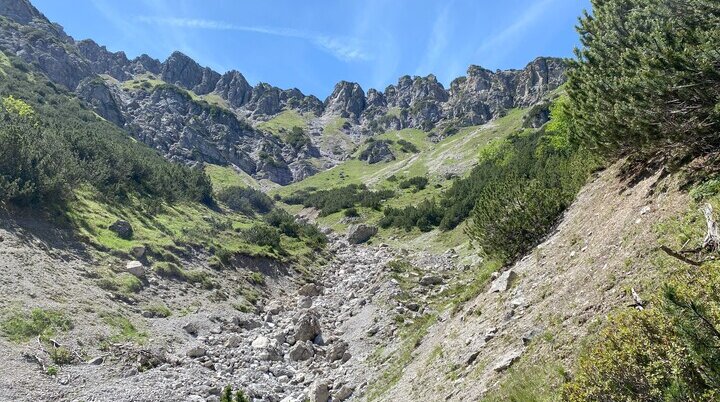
(0, 0), (565, 186)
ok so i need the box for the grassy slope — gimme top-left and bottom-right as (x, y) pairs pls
(270, 108), (526, 253)
(255, 109), (311, 135)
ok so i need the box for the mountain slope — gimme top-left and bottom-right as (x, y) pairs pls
(0, 0), (565, 185)
(379, 162), (691, 401)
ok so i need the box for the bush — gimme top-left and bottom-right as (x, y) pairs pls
(285, 184), (394, 216)
(344, 207), (359, 217)
(216, 186), (274, 215)
(397, 139), (419, 153)
(567, 0), (720, 161)
(565, 261), (720, 401)
(221, 386), (249, 402)
(398, 176), (428, 191)
(241, 224), (281, 250)
(285, 126), (310, 149)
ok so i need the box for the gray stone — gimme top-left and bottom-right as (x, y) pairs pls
(130, 245), (146, 259)
(125, 261), (145, 278)
(298, 283), (323, 297)
(490, 269), (518, 293)
(288, 341), (314, 362)
(186, 346), (207, 358)
(493, 350), (522, 372)
(294, 312), (322, 343)
(109, 220), (133, 240)
(251, 336), (270, 349)
(419, 275), (443, 286)
(308, 380), (330, 402)
(347, 224), (378, 244)
(334, 384), (355, 401)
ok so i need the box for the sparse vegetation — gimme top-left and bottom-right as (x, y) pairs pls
(0, 308), (73, 342)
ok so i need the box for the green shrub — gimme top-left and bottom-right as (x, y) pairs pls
(344, 207), (359, 218)
(242, 224), (281, 250)
(217, 186), (274, 215)
(49, 346), (73, 365)
(220, 386), (250, 402)
(154, 261), (186, 280)
(397, 139), (419, 153)
(398, 176), (428, 191)
(565, 261), (720, 401)
(567, 0), (720, 162)
(285, 184), (394, 216)
(285, 126), (310, 149)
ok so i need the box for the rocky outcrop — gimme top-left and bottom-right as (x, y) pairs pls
(445, 57), (566, 126)
(76, 39), (133, 81)
(214, 70), (252, 108)
(76, 78), (125, 126)
(324, 81), (365, 120)
(347, 224), (378, 244)
(0, 0), (42, 25)
(161, 51), (220, 95)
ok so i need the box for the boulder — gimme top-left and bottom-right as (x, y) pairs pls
(186, 346), (206, 358)
(419, 275), (443, 286)
(125, 261), (145, 278)
(294, 311), (322, 343)
(251, 336), (270, 349)
(334, 384), (355, 401)
(308, 380), (330, 402)
(298, 283), (323, 297)
(288, 341), (314, 361)
(109, 220), (133, 240)
(347, 224), (378, 244)
(493, 350), (522, 372)
(490, 269), (518, 293)
(327, 340), (349, 362)
(130, 245), (146, 258)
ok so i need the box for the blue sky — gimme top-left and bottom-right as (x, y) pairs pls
(33, 0), (591, 98)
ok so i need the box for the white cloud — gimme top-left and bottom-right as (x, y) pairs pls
(476, 0), (557, 58)
(136, 16), (371, 62)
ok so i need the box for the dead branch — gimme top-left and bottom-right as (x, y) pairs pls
(660, 245), (703, 266)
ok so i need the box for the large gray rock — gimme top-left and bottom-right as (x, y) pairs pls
(125, 261), (145, 278)
(490, 269), (518, 293)
(76, 78), (126, 127)
(294, 311), (321, 343)
(347, 224), (378, 244)
(288, 341), (314, 361)
(308, 380), (330, 402)
(109, 220), (133, 240)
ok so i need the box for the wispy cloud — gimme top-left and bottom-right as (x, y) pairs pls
(136, 16), (371, 62)
(476, 0), (556, 57)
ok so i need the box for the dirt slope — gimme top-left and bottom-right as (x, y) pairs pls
(380, 162), (690, 401)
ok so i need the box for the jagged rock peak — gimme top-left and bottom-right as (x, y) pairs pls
(215, 70), (252, 108)
(324, 81), (366, 119)
(160, 51), (220, 95)
(0, 0), (44, 24)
